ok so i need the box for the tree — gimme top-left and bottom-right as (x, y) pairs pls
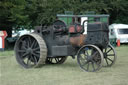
(106, 0), (128, 24)
(0, 0), (28, 37)
(1, 0), (128, 38)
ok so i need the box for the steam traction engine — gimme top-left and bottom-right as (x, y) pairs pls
(14, 19), (117, 72)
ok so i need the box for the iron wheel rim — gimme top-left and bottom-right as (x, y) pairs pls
(15, 34), (47, 68)
(77, 45), (104, 72)
(103, 44), (117, 67)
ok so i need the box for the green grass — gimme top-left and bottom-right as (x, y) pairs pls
(0, 46), (128, 85)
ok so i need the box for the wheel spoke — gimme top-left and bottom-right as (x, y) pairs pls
(86, 50), (89, 56)
(35, 51), (40, 54)
(25, 39), (30, 48)
(107, 54), (115, 56)
(80, 50), (87, 57)
(33, 56), (38, 64)
(21, 52), (28, 58)
(92, 62), (95, 71)
(96, 55), (101, 60)
(80, 54), (87, 60)
(21, 41), (28, 49)
(107, 48), (112, 53)
(91, 51), (98, 58)
(55, 58), (59, 63)
(105, 58), (109, 65)
(105, 48), (107, 53)
(107, 57), (113, 63)
(92, 59), (100, 67)
(28, 36), (31, 47)
(82, 61), (88, 66)
(34, 42), (38, 48)
(17, 49), (26, 53)
(32, 52), (39, 58)
(31, 40), (36, 48)
(21, 41), (26, 45)
(22, 46), (27, 50)
(33, 47), (40, 51)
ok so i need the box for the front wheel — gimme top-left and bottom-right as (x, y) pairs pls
(77, 45), (104, 72)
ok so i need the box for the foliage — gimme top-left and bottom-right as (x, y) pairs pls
(0, 0), (28, 36)
(34, 0), (128, 25)
(0, 0), (128, 32)
(0, 0), (28, 28)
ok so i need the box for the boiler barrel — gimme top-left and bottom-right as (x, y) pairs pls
(56, 34), (86, 47)
(69, 34), (86, 47)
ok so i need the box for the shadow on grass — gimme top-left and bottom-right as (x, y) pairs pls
(43, 62), (78, 69)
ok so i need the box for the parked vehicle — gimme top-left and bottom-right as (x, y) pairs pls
(109, 24), (128, 43)
(7, 28), (34, 43)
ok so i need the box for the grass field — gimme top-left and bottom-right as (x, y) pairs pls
(0, 45), (128, 85)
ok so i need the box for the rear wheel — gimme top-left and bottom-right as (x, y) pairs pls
(14, 33), (47, 68)
(103, 44), (117, 67)
(77, 45), (104, 72)
(46, 56), (67, 64)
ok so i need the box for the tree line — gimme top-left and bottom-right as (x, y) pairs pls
(0, 0), (128, 37)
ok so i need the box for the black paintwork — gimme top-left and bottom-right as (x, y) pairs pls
(34, 25), (77, 57)
(85, 22), (109, 48)
(34, 21), (109, 58)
